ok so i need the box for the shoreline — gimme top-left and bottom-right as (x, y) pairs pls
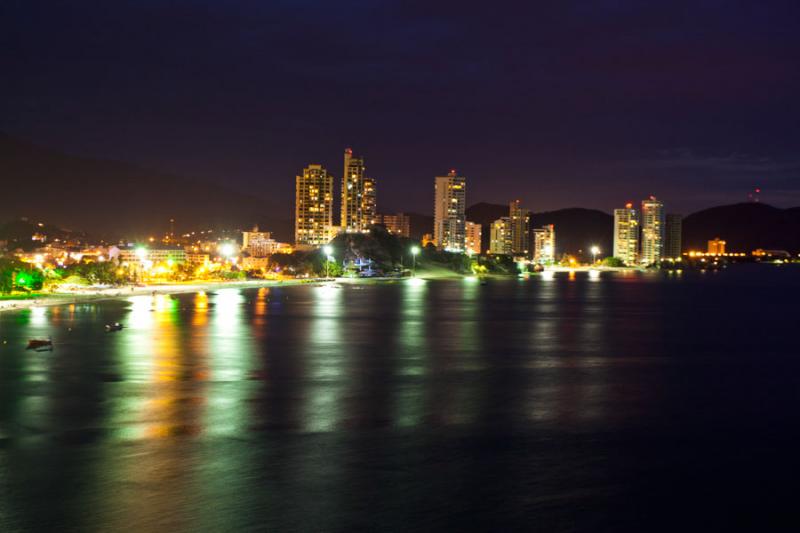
(0, 279), (303, 313)
(0, 265), (707, 313)
(0, 274), (450, 313)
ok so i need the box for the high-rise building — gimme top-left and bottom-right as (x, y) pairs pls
(295, 164), (334, 246)
(378, 213), (410, 237)
(664, 213), (683, 259)
(465, 221), (482, 255)
(489, 217), (511, 255)
(509, 200), (530, 257)
(243, 226), (277, 257)
(640, 196), (665, 265)
(363, 175), (378, 227)
(708, 237), (726, 255)
(613, 203), (639, 265)
(533, 224), (556, 264)
(433, 170), (466, 252)
(341, 148), (376, 232)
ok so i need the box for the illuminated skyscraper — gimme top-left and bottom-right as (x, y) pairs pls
(613, 203), (639, 265)
(433, 170), (466, 251)
(465, 221), (482, 255)
(664, 213), (683, 259)
(509, 200), (530, 257)
(341, 148), (376, 232)
(489, 217), (511, 255)
(640, 196), (665, 265)
(533, 224), (556, 264)
(295, 164), (334, 246)
(363, 175), (377, 226)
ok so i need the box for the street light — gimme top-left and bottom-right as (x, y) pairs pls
(411, 245), (420, 277)
(322, 245), (333, 279)
(591, 245), (600, 264)
(220, 243), (235, 258)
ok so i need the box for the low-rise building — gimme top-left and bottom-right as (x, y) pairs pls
(119, 247), (187, 264)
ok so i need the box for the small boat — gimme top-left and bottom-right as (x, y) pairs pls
(105, 322), (124, 332)
(27, 338), (53, 351)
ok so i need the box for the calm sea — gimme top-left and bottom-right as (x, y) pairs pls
(1, 264), (799, 531)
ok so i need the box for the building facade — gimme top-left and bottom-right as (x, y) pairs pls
(242, 226), (276, 257)
(465, 221), (482, 255)
(489, 217), (511, 255)
(341, 148), (376, 232)
(509, 200), (530, 257)
(640, 196), (665, 265)
(295, 164), (334, 246)
(708, 237), (726, 255)
(613, 203), (639, 265)
(533, 224), (556, 264)
(664, 213), (683, 259)
(119, 247), (186, 264)
(378, 213), (410, 237)
(433, 170), (466, 252)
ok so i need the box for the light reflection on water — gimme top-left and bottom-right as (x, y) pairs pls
(1, 267), (800, 530)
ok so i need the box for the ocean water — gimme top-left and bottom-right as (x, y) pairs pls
(1, 264), (799, 531)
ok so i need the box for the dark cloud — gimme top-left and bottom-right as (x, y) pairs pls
(2, 0), (799, 217)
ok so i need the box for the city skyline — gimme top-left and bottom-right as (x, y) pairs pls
(4, 4), (800, 531)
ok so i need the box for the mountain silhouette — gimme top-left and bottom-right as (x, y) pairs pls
(0, 133), (291, 240)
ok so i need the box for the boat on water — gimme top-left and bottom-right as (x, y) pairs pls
(105, 322), (124, 332)
(26, 338), (53, 351)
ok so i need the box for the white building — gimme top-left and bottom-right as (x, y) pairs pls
(433, 170), (466, 252)
(243, 227), (277, 257)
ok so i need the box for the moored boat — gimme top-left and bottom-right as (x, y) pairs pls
(26, 338), (53, 351)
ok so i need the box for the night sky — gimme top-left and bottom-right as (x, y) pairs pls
(3, 0), (800, 216)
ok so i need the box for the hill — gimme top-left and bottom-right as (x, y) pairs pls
(682, 203), (800, 253)
(0, 133), (291, 240)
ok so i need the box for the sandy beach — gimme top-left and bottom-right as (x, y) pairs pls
(0, 279), (305, 313)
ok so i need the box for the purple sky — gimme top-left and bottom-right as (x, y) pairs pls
(3, 0), (799, 217)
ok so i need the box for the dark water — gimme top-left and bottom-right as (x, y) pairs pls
(1, 265), (799, 532)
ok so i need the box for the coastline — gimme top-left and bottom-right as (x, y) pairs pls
(0, 279), (303, 313)
(0, 267), (644, 314)
(0, 273), (452, 313)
